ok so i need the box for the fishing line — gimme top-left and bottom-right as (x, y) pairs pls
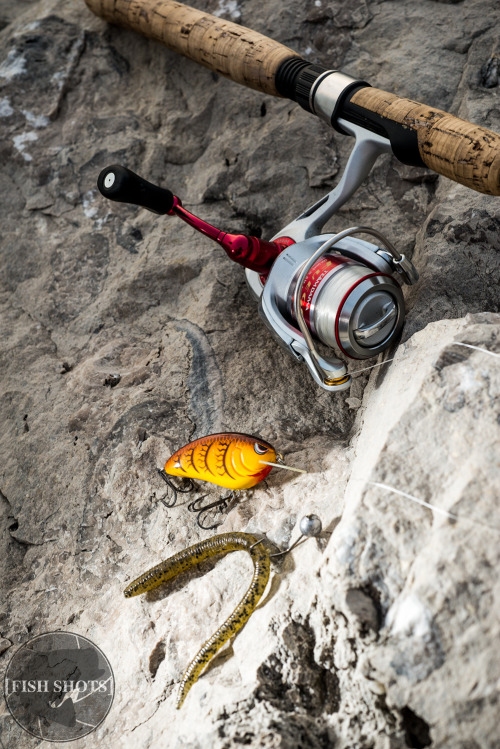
(350, 357), (397, 376)
(350, 341), (499, 378)
(259, 461), (307, 474)
(451, 342), (500, 358)
(369, 481), (500, 534)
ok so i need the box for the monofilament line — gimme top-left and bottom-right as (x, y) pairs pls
(351, 357), (396, 376)
(369, 482), (500, 534)
(351, 342), (499, 378)
(452, 342), (500, 359)
(259, 460), (307, 473)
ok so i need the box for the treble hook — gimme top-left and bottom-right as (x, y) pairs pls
(187, 491), (237, 531)
(157, 469), (196, 508)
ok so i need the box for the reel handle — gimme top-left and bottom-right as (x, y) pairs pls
(97, 164), (284, 274)
(97, 164), (174, 214)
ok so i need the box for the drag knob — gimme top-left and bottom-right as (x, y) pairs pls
(352, 295), (397, 346)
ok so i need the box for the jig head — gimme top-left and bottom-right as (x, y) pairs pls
(269, 513), (323, 557)
(124, 518), (323, 708)
(157, 432), (305, 530)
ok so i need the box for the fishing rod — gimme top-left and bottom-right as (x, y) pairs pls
(86, 0), (500, 391)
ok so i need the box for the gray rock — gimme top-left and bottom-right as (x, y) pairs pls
(0, 0), (499, 747)
(345, 587), (380, 632)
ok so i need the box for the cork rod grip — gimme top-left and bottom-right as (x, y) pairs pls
(83, 0), (300, 96)
(84, 0), (500, 195)
(350, 87), (500, 196)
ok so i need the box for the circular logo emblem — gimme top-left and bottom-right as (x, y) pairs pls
(4, 631), (114, 742)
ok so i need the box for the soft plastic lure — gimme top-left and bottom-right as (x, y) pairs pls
(163, 432), (279, 491)
(124, 532), (270, 708)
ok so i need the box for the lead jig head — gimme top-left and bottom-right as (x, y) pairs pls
(269, 514), (323, 557)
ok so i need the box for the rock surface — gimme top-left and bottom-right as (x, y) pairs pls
(0, 0), (499, 747)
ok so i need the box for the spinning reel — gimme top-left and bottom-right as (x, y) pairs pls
(97, 119), (418, 391)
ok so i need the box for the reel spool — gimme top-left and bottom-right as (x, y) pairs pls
(248, 226), (415, 391)
(293, 253), (401, 358)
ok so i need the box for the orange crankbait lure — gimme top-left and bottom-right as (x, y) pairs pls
(164, 432), (277, 490)
(158, 432), (305, 529)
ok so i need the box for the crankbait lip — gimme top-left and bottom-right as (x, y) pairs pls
(258, 460), (307, 474)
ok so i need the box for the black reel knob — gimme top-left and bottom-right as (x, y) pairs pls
(97, 164), (174, 215)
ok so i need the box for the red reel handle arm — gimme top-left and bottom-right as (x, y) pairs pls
(170, 198), (282, 273)
(97, 165), (282, 274)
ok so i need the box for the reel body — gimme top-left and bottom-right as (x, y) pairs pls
(243, 117), (419, 390)
(97, 117), (419, 391)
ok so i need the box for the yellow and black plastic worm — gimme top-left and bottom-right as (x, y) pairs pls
(124, 532), (271, 708)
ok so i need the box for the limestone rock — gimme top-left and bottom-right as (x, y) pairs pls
(0, 0), (499, 747)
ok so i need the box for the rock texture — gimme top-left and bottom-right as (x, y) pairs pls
(0, 0), (499, 747)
